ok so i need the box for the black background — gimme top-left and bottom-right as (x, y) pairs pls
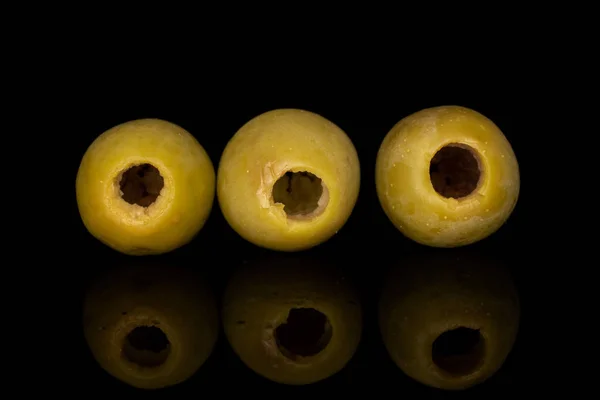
(68, 79), (531, 397)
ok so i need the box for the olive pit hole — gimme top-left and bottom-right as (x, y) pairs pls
(122, 326), (171, 368)
(272, 171), (327, 219)
(429, 144), (481, 199)
(119, 164), (164, 207)
(275, 308), (332, 360)
(432, 327), (484, 376)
